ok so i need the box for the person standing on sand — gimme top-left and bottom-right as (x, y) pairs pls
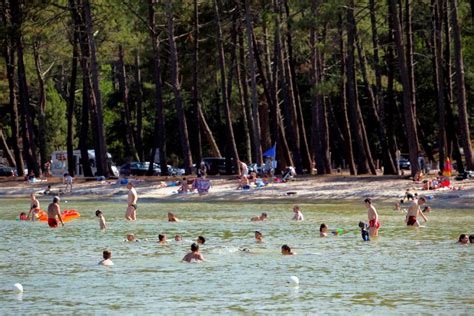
(364, 198), (380, 237)
(47, 196), (64, 228)
(405, 197), (428, 226)
(238, 160), (249, 177)
(125, 183), (138, 220)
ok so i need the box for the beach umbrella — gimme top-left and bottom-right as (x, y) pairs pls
(442, 157), (452, 176)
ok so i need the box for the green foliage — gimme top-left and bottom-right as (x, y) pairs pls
(44, 83), (68, 155)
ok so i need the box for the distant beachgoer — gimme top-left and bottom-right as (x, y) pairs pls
(28, 193), (40, 221)
(469, 235), (474, 244)
(158, 234), (167, 244)
(458, 234), (469, 245)
(292, 205), (304, 221)
(320, 224), (328, 237)
(237, 175), (249, 190)
(364, 198), (380, 237)
(44, 185), (52, 195)
(96, 210), (107, 230)
(197, 162), (207, 178)
(255, 231), (264, 242)
(175, 235), (182, 241)
(178, 178), (189, 193)
(125, 183), (138, 220)
(197, 236), (205, 245)
(239, 160), (249, 177)
(63, 173), (73, 193)
(168, 212), (180, 222)
(405, 197), (428, 227)
(422, 206), (431, 213)
(47, 196), (64, 228)
(404, 189), (415, 201)
(126, 233), (139, 242)
(182, 243), (204, 262)
(99, 250), (114, 266)
(251, 212), (268, 221)
(281, 244), (294, 255)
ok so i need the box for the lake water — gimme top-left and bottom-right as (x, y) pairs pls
(0, 197), (473, 314)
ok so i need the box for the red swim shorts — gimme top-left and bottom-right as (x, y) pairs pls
(407, 216), (417, 226)
(369, 219), (380, 229)
(48, 218), (58, 228)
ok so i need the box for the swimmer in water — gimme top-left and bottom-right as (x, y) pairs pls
(168, 212), (179, 222)
(470, 235), (474, 244)
(174, 234), (182, 241)
(251, 212), (268, 221)
(292, 205), (304, 221)
(405, 197), (428, 227)
(197, 236), (206, 245)
(95, 210), (107, 230)
(126, 233), (139, 242)
(255, 231), (264, 242)
(458, 234), (469, 245)
(320, 223), (328, 237)
(281, 244), (294, 255)
(158, 234), (167, 244)
(182, 243), (204, 262)
(99, 250), (114, 266)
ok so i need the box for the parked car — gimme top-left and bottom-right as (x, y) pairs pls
(120, 162), (160, 176)
(0, 165), (15, 177)
(202, 157), (236, 175)
(399, 158), (411, 170)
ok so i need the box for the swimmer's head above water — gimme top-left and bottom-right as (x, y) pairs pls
(281, 244), (293, 255)
(197, 236), (205, 244)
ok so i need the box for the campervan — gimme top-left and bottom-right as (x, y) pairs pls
(51, 150), (119, 177)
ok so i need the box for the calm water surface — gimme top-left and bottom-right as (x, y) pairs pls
(0, 196), (473, 314)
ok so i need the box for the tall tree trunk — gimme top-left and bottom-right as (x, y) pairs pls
(405, 0), (417, 119)
(389, 0), (420, 177)
(214, 0), (240, 172)
(67, 30), (79, 176)
(32, 42), (48, 174)
(346, 2), (373, 175)
(0, 128), (15, 167)
(449, 0), (474, 169)
(166, 1), (193, 174)
(147, 0), (168, 175)
(191, 0), (202, 165)
(244, 0), (263, 165)
(198, 107), (222, 157)
(1, 0), (24, 174)
(82, 0), (109, 177)
(338, 15), (356, 175)
(134, 51), (144, 161)
(10, 0), (39, 176)
(118, 44), (139, 161)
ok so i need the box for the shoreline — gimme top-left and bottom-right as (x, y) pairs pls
(0, 175), (473, 208)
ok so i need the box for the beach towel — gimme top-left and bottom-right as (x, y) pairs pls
(193, 179), (211, 194)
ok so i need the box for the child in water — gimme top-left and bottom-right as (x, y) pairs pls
(99, 250), (114, 266)
(255, 231), (264, 242)
(96, 210), (107, 230)
(281, 244), (294, 255)
(359, 221), (370, 241)
(18, 212), (28, 221)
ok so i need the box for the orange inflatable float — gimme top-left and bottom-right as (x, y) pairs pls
(36, 210), (80, 222)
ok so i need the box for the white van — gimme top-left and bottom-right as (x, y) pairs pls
(51, 150), (119, 177)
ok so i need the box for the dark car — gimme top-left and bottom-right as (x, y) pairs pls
(399, 158), (411, 170)
(202, 157), (236, 175)
(120, 162), (160, 176)
(0, 165), (15, 177)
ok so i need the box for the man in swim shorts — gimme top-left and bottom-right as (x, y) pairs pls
(47, 196), (64, 228)
(182, 243), (204, 262)
(364, 198), (380, 237)
(406, 197), (428, 226)
(125, 183), (138, 220)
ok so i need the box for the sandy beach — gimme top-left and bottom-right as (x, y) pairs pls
(1, 175), (473, 208)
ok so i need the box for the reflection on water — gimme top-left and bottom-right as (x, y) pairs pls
(0, 198), (473, 313)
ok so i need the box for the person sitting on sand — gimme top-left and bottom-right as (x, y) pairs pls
(178, 178), (189, 193)
(405, 197), (428, 227)
(320, 224), (328, 237)
(168, 212), (180, 222)
(237, 175), (250, 190)
(158, 234), (167, 244)
(292, 205), (304, 221)
(197, 236), (206, 245)
(458, 234), (469, 245)
(99, 250), (114, 266)
(251, 212), (268, 221)
(281, 244), (294, 255)
(365, 198), (380, 237)
(96, 210), (107, 230)
(255, 231), (264, 242)
(182, 243), (204, 262)
(28, 193), (40, 221)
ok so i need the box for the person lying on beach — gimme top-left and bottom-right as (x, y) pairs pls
(458, 234), (469, 245)
(158, 234), (167, 244)
(197, 236), (206, 244)
(99, 250), (114, 266)
(251, 212), (268, 221)
(292, 205), (304, 221)
(168, 212), (180, 222)
(255, 231), (264, 242)
(281, 244), (294, 255)
(96, 210), (107, 230)
(182, 243), (204, 263)
(405, 197), (428, 227)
